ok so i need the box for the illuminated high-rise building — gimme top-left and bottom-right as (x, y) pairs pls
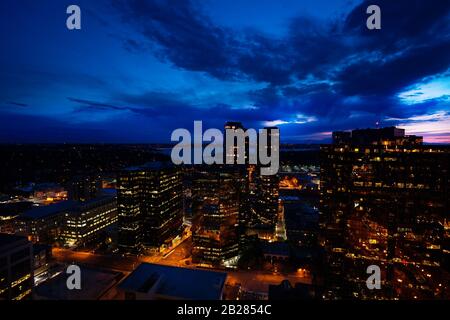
(224, 121), (252, 229)
(117, 168), (142, 253)
(117, 162), (183, 253)
(251, 127), (280, 237)
(320, 127), (450, 299)
(254, 174), (279, 230)
(192, 167), (240, 266)
(60, 196), (117, 247)
(224, 121), (249, 165)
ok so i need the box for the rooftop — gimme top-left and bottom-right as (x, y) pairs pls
(0, 201), (33, 217)
(20, 195), (116, 220)
(262, 242), (290, 257)
(76, 195), (115, 210)
(34, 266), (121, 300)
(21, 201), (77, 220)
(118, 263), (227, 300)
(0, 233), (29, 249)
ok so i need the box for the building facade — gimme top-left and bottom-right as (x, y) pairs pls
(0, 234), (33, 300)
(192, 168), (240, 266)
(16, 196), (117, 248)
(60, 196), (117, 247)
(117, 162), (183, 253)
(320, 127), (450, 299)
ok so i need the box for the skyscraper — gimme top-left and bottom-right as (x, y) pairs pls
(224, 121), (249, 165)
(117, 162), (183, 254)
(192, 167), (240, 266)
(254, 174), (279, 231)
(251, 127), (280, 238)
(320, 127), (450, 299)
(223, 121), (252, 230)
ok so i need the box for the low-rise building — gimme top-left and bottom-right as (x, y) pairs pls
(118, 263), (227, 300)
(16, 196), (117, 247)
(60, 196), (117, 247)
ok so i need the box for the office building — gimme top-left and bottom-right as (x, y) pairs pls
(254, 174), (279, 232)
(248, 126), (280, 238)
(117, 162), (183, 253)
(224, 121), (249, 165)
(17, 201), (77, 244)
(192, 167), (240, 266)
(32, 243), (53, 286)
(67, 175), (101, 201)
(16, 196), (117, 248)
(320, 127), (450, 299)
(0, 233), (33, 300)
(60, 196), (117, 247)
(0, 202), (33, 234)
(224, 122), (252, 230)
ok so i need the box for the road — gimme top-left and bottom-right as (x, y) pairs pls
(226, 269), (311, 293)
(52, 237), (312, 295)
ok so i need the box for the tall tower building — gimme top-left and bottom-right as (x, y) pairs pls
(252, 126), (280, 237)
(117, 162), (183, 253)
(320, 127), (450, 299)
(224, 121), (252, 229)
(192, 167), (240, 266)
(255, 174), (279, 229)
(117, 168), (142, 253)
(224, 121), (249, 165)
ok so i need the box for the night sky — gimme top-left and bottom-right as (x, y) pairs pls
(0, 0), (449, 143)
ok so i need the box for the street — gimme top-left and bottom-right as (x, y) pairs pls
(52, 237), (312, 296)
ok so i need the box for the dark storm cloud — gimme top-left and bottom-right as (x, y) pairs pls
(68, 97), (128, 111)
(114, 0), (240, 80)
(115, 0), (449, 105)
(344, 0), (450, 53)
(336, 41), (450, 96)
(5, 101), (28, 107)
(118, 0), (450, 78)
(0, 112), (114, 143)
(1, 0), (449, 143)
(115, 0), (336, 85)
(118, 91), (271, 123)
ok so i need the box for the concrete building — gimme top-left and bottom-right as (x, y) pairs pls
(320, 127), (450, 299)
(0, 233), (33, 300)
(16, 196), (117, 248)
(118, 263), (227, 300)
(117, 162), (183, 253)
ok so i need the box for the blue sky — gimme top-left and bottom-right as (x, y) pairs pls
(0, 0), (449, 143)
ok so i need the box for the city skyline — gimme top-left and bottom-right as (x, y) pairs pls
(2, 0), (450, 309)
(1, 124), (449, 301)
(1, 0), (449, 144)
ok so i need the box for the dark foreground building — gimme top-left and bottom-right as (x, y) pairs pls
(320, 127), (450, 299)
(118, 263), (227, 300)
(0, 233), (33, 300)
